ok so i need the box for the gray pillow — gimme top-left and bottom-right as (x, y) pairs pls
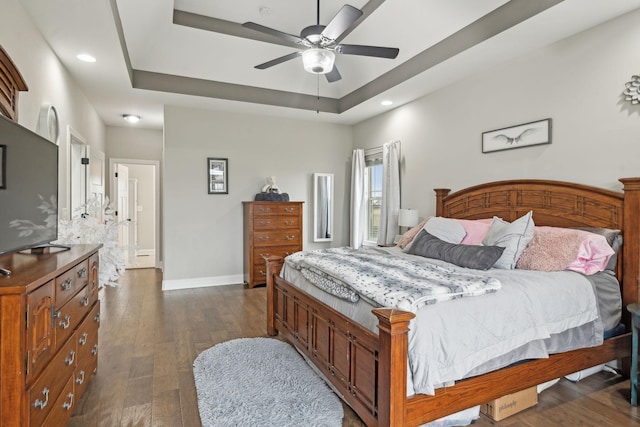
(408, 230), (505, 270)
(423, 217), (467, 244)
(483, 211), (535, 269)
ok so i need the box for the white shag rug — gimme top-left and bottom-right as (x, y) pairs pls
(193, 337), (344, 427)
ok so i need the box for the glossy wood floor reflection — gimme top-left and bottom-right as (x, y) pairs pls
(70, 269), (640, 426)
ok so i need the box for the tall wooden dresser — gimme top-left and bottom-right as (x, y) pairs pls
(243, 201), (303, 288)
(0, 244), (101, 427)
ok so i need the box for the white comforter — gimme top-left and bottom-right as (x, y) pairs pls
(282, 248), (602, 396)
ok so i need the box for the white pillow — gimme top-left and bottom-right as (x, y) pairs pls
(482, 211), (535, 269)
(423, 217), (466, 244)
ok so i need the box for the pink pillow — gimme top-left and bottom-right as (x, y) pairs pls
(516, 226), (614, 275)
(566, 231), (615, 275)
(456, 219), (493, 245)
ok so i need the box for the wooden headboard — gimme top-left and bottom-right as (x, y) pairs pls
(0, 45), (28, 121)
(435, 178), (640, 329)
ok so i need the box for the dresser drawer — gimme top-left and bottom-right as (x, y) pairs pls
(279, 216), (300, 228)
(41, 375), (75, 427)
(76, 302), (100, 357)
(253, 216), (278, 230)
(55, 259), (88, 307)
(278, 204), (301, 216)
(74, 331), (98, 400)
(253, 204), (278, 216)
(28, 334), (76, 427)
(253, 246), (299, 265)
(54, 287), (91, 348)
(254, 231), (301, 247)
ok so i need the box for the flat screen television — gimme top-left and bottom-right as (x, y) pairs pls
(0, 114), (59, 261)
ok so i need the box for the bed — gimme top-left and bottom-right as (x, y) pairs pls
(264, 178), (640, 426)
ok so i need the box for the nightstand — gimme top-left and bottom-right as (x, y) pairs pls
(628, 303), (640, 405)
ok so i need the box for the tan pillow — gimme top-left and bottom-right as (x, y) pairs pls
(397, 217), (430, 249)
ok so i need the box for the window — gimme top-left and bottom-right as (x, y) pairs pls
(364, 150), (383, 244)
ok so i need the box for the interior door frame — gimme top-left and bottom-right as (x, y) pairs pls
(109, 158), (161, 270)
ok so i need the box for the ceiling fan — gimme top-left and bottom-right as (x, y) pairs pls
(242, 1), (399, 83)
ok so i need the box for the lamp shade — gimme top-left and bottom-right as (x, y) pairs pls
(398, 209), (419, 227)
(302, 48), (335, 74)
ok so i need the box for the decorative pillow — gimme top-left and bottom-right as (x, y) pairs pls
(573, 227), (622, 273)
(482, 211), (535, 269)
(423, 217), (467, 244)
(397, 217), (430, 249)
(565, 231), (615, 275)
(516, 227), (585, 271)
(408, 230), (505, 270)
(456, 218), (494, 245)
(516, 226), (615, 275)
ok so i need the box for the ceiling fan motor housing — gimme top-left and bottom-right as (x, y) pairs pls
(301, 25), (327, 44)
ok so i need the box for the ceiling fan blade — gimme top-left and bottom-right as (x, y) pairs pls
(336, 44), (399, 59)
(243, 22), (305, 46)
(321, 5), (363, 41)
(325, 66), (342, 83)
(254, 52), (302, 70)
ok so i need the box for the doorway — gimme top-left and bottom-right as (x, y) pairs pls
(110, 159), (160, 270)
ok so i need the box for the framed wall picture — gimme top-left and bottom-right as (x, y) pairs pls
(207, 157), (228, 194)
(482, 118), (552, 153)
(0, 145), (5, 189)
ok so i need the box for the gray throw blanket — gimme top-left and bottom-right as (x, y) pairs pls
(285, 247), (501, 312)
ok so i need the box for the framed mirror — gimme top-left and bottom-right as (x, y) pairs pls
(313, 173), (333, 242)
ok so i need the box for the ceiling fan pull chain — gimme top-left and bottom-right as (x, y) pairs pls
(316, 75), (320, 114)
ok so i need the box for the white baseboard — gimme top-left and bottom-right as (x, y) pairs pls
(161, 274), (245, 291)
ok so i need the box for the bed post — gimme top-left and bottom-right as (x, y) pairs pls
(373, 308), (416, 427)
(264, 255), (284, 336)
(434, 188), (451, 217)
(620, 178), (640, 323)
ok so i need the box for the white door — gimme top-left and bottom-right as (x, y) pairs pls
(89, 148), (105, 206)
(128, 178), (138, 258)
(70, 141), (87, 217)
(115, 164), (130, 264)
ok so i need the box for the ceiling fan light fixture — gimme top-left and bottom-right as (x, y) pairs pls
(302, 48), (335, 74)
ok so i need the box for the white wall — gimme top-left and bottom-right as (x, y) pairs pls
(163, 105), (352, 287)
(1, 0), (105, 216)
(354, 10), (640, 220)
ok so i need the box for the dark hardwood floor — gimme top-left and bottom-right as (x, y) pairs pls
(70, 268), (640, 426)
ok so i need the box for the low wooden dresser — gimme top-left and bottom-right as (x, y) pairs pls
(243, 201), (303, 288)
(0, 244), (101, 426)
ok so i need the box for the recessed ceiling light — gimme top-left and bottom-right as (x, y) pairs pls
(122, 114), (141, 124)
(76, 53), (96, 63)
(381, 100), (393, 106)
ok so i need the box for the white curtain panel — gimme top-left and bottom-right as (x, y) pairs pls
(350, 149), (366, 249)
(377, 141), (401, 246)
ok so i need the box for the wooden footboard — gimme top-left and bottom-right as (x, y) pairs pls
(264, 178), (640, 427)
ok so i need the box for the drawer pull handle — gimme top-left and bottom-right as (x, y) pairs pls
(60, 278), (72, 291)
(284, 220), (294, 225)
(285, 235), (295, 240)
(76, 370), (85, 385)
(80, 296), (90, 307)
(33, 387), (49, 410)
(91, 344), (99, 356)
(65, 350), (76, 366)
(77, 267), (87, 278)
(259, 236), (270, 241)
(259, 253), (269, 257)
(259, 270), (266, 276)
(259, 221), (270, 226)
(59, 314), (71, 329)
(284, 207), (294, 212)
(259, 208), (271, 213)
(79, 332), (88, 346)
(94, 312), (101, 323)
(62, 392), (74, 410)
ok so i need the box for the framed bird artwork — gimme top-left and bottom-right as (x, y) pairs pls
(482, 118), (552, 153)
